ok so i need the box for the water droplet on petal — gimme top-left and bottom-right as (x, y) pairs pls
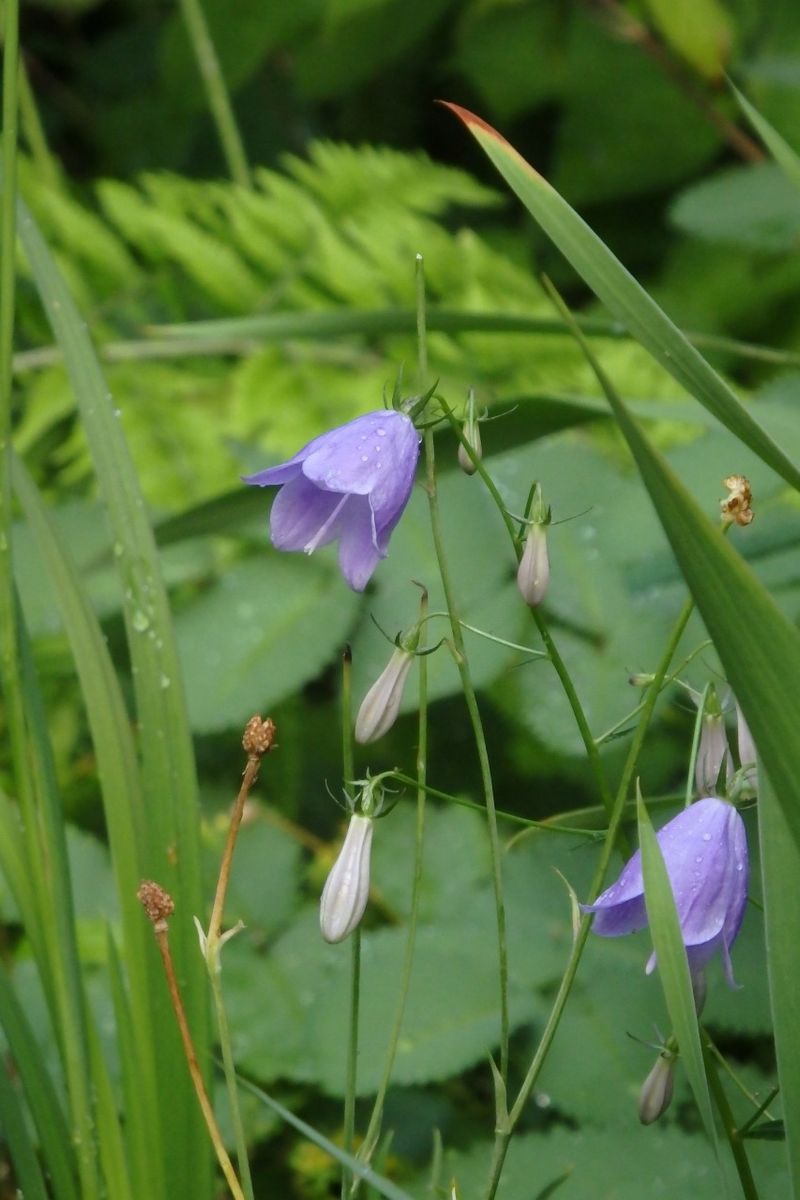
(736, 863), (744, 871)
(377, 427), (386, 436)
(361, 454), (368, 462)
(702, 833), (712, 842)
(695, 855), (703, 864)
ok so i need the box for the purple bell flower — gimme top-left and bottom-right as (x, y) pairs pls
(583, 797), (748, 988)
(244, 410), (420, 592)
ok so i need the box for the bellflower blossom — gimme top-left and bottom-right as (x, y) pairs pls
(583, 797), (748, 990)
(244, 410), (420, 592)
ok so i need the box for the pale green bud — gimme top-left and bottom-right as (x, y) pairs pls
(638, 1052), (676, 1125)
(319, 813), (374, 944)
(695, 711), (732, 796)
(517, 522), (550, 607)
(457, 391), (482, 475)
(355, 646), (415, 744)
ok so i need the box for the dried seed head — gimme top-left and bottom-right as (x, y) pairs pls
(720, 474), (753, 527)
(137, 880), (175, 926)
(242, 715), (276, 757)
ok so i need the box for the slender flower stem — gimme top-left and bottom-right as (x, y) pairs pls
(443, 400), (616, 825)
(17, 58), (61, 189)
(204, 717), (275, 1200)
(138, 884), (245, 1200)
(481, 594), (696, 1200)
(703, 1038), (761, 1200)
(176, 0), (251, 188)
(359, 592), (429, 1164)
(341, 646), (360, 1200)
(415, 257), (510, 1081)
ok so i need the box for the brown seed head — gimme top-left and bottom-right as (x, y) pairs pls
(242, 715), (276, 756)
(137, 880), (175, 926)
(720, 474), (754, 527)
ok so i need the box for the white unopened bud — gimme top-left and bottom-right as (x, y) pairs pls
(457, 391), (483, 475)
(319, 814), (374, 944)
(355, 647), (414, 744)
(695, 712), (733, 796)
(638, 1053), (676, 1125)
(517, 523), (550, 607)
(736, 703), (758, 794)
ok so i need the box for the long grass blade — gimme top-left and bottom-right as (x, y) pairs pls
(13, 192), (211, 1198)
(759, 769), (800, 1198)
(442, 102), (800, 492)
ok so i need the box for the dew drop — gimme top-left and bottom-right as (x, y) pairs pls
(160, 674), (171, 690)
(131, 610), (150, 633)
(112, 541), (124, 558)
(695, 855), (703, 863)
(736, 862), (744, 871)
(702, 833), (711, 842)
(377, 427), (386, 436)
(361, 454), (368, 462)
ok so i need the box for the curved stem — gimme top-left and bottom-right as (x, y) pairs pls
(341, 646), (361, 1200)
(415, 259), (510, 1082)
(359, 593), (429, 1167)
(481, 594), (696, 1200)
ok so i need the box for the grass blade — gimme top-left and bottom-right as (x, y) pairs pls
(759, 769), (800, 1198)
(636, 794), (720, 1156)
(731, 83), (800, 193)
(540, 283), (800, 853)
(442, 102), (800, 492)
(13, 191), (211, 1199)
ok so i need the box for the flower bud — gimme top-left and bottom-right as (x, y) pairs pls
(319, 814), (374, 943)
(638, 1053), (676, 1125)
(695, 711), (732, 796)
(355, 646), (415, 744)
(517, 523), (549, 607)
(736, 703), (758, 794)
(457, 391), (482, 475)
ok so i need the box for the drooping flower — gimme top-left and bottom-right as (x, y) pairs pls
(319, 813), (374, 944)
(583, 797), (748, 988)
(244, 410), (420, 591)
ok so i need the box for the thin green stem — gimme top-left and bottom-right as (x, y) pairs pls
(415, 257), (510, 1082)
(481, 594), (696, 1200)
(207, 965), (254, 1200)
(341, 647), (360, 1200)
(359, 593), (429, 1169)
(176, 0), (251, 188)
(704, 1039), (761, 1200)
(442, 399), (617, 827)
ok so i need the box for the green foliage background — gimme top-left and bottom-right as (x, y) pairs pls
(5, 0), (800, 1197)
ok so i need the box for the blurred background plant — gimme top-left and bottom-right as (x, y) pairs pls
(3, 0), (800, 1197)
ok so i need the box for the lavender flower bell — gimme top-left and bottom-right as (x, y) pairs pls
(583, 797), (748, 989)
(244, 410), (420, 591)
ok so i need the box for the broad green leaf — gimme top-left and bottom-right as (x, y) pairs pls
(636, 795), (719, 1155)
(732, 82), (800, 194)
(407, 1127), (789, 1200)
(442, 103), (800, 492)
(175, 555), (360, 733)
(670, 163), (800, 253)
(759, 769), (800, 1198)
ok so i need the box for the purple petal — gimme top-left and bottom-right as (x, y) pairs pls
(243, 460), (304, 488)
(337, 496), (383, 591)
(586, 893), (648, 937)
(583, 847), (645, 913)
(269, 476), (348, 552)
(302, 411), (419, 507)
